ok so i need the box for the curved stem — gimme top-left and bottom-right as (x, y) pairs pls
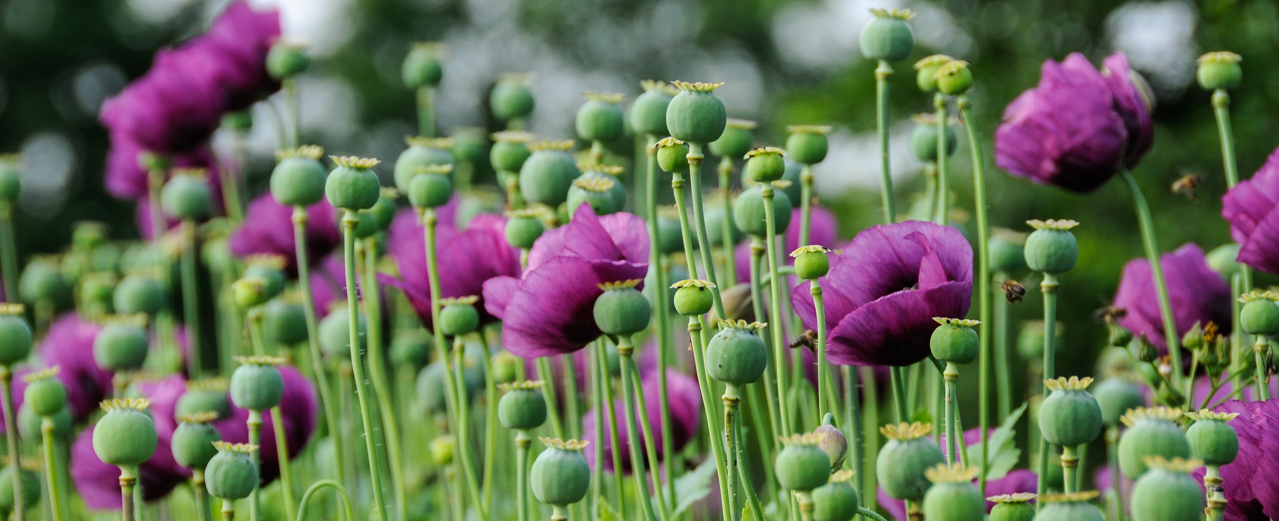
(1037, 273), (1059, 506)
(957, 98), (991, 492)
(1, 369), (23, 521)
(295, 480), (355, 521)
(762, 186), (792, 437)
(40, 419), (63, 521)
(857, 507), (889, 521)
(1120, 170), (1183, 391)
(362, 236), (408, 521)
(685, 144), (725, 317)
(291, 208), (345, 486)
(0, 204), (18, 302)
(248, 410), (262, 521)
(875, 60), (896, 224)
(616, 339), (656, 521)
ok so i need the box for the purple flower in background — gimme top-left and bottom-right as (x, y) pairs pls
(202, 1), (282, 110)
(1223, 147), (1279, 274)
(583, 368), (700, 474)
(1184, 400), (1279, 520)
(483, 206), (649, 358)
(791, 220), (972, 367)
(735, 205), (840, 283)
(39, 314), (113, 420)
(104, 137), (221, 201)
(99, 51), (227, 154)
(995, 52), (1153, 193)
(308, 253), (347, 316)
(212, 365), (317, 477)
(229, 194), (341, 273)
(1112, 243), (1232, 351)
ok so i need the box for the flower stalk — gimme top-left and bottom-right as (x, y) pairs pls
(1120, 170), (1183, 391)
(362, 234), (409, 521)
(957, 96), (992, 492)
(644, 136), (677, 499)
(0, 367), (23, 521)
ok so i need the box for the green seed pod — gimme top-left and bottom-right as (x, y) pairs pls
(734, 184), (793, 238)
(665, 81), (727, 144)
(0, 462), (40, 511)
(22, 369), (66, 417)
(0, 155), (21, 203)
(1184, 410), (1239, 467)
(709, 119), (756, 159)
(262, 297), (308, 347)
(439, 297), (480, 337)
(491, 76), (535, 122)
(1118, 407), (1191, 479)
(705, 320), (769, 386)
(223, 111), (253, 134)
(229, 356), (285, 411)
(491, 131), (533, 173)
(325, 156), (383, 211)
(408, 165), (455, 209)
(318, 306), (367, 358)
(498, 381), (548, 431)
(171, 412), (222, 470)
(914, 54), (954, 93)
(450, 127), (487, 166)
(504, 209), (545, 250)
(266, 42), (308, 80)
(176, 379), (233, 420)
(417, 362), (451, 414)
(429, 436), (454, 466)
(988, 228), (1027, 275)
(631, 81), (676, 137)
(1023, 219), (1079, 275)
(369, 187), (399, 230)
(0, 305), (32, 366)
(402, 43), (443, 89)
(860, 9), (915, 62)
(921, 464), (985, 521)
(987, 493), (1036, 521)
(655, 138), (690, 173)
(656, 210), (683, 255)
(390, 330), (431, 369)
(775, 433), (832, 492)
(1240, 292), (1279, 336)
(492, 351), (520, 384)
(351, 209), (380, 240)
(271, 146), (328, 207)
(161, 170), (213, 220)
(1034, 492), (1105, 521)
(593, 281), (651, 337)
(232, 277), (271, 309)
(1196, 51), (1242, 91)
(745, 147), (787, 183)
(575, 93), (626, 143)
(19, 405), (70, 440)
(876, 422), (945, 501)
(79, 272), (117, 314)
(204, 442), (259, 500)
(578, 165), (626, 210)
(519, 141), (579, 207)
(811, 471), (859, 521)
(1092, 377), (1145, 426)
(1205, 243), (1242, 279)
(1038, 377), (1104, 447)
(530, 438), (591, 506)
(702, 197), (745, 249)
(929, 318), (980, 365)
(1130, 457), (1205, 521)
(395, 137), (454, 194)
(20, 258), (66, 305)
(934, 60), (974, 96)
(908, 114), (958, 163)
(566, 177), (617, 217)
(785, 125), (832, 166)
(813, 414), (848, 470)
(242, 257), (286, 302)
(792, 245), (831, 281)
(92, 398), (159, 467)
(671, 279), (715, 317)
(113, 273), (164, 316)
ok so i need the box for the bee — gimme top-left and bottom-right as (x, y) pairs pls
(1172, 173), (1203, 200)
(1093, 304), (1128, 324)
(1001, 279), (1026, 303)
(790, 329), (818, 352)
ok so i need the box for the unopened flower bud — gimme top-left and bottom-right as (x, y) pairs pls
(1108, 324), (1134, 347)
(812, 413), (848, 470)
(232, 277), (271, 309)
(318, 306), (367, 358)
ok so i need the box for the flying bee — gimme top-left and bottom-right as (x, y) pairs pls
(1001, 279), (1026, 303)
(1172, 172), (1203, 200)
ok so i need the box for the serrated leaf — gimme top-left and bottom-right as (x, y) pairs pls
(742, 506), (757, 521)
(663, 457), (718, 518)
(597, 499), (621, 521)
(910, 407), (933, 425)
(966, 402), (1027, 481)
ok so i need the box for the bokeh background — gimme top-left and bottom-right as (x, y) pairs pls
(3, 0), (1277, 404)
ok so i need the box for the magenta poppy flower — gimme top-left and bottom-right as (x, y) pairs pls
(1183, 400), (1279, 520)
(1222, 147), (1279, 274)
(39, 314), (113, 420)
(482, 206), (650, 358)
(201, 1), (282, 110)
(791, 220), (972, 367)
(582, 368), (701, 474)
(211, 364), (317, 478)
(995, 52), (1153, 193)
(99, 50), (227, 154)
(1112, 243), (1232, 351)
(735, 205), (840, 283)
(229, 194), (341, 273)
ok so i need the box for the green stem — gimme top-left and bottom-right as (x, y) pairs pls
(1231, 274), (1245, 394)
(362, 236), (408, 521)
(478, 334), (499, 513)
(687, 318), (732, 520)
(626, 361), (670, 519)
(596, 341), (626, 515)
(616, 338), (656, 521)
(516, 432), (531, 521)
(799, 164), (814, 247)
(875, 60), (896, 224)
(1037, 273), (1059, 506)
(40, 419), (63, 521)
(722, 386), (739, 521)
(284, 78), (300, 148)
(1205, 465), (1225, 521)
(645, 137), (678, 501)
(340, 211), (389, 521)
(957, 98), (992, 492)
(762, 186), (793, 436)
(589, 344), (604, 515)
(944, 363), (958, 466)
(1121, 170), (1183, 391)
(670, 171), (701, 279)
(1107, 426), (1124, 521)
(1061, 445), (1078, 494)
(857, 507), (889, 521)
(551, 505), (568, 521)
(417, 87), (435, 138)
(889, 367), (908, 424)
(811, 280), (831, 418)
(291, 208), (345, 486)
(295, 480), (355, 521)
(1255, 334), (1271, 400)
(934, 94), (949, 226)
(859, 366), (878, 504)
(719, 156), (738, 286)
(844, 367), (863, 480)
(269, 407), (298, 521)
(536, 357), (564, 438)
(795, 492), (814, 521)
(749, 239), (784, 446)
(1212, 90), (1241, 189)
(0, 204), (18, 301)
(221, 138), (245, 225)
(119, 469), (136, 521)
(686, 143), (726, 317)
(248, 410), (262, 521)
(180, 221), (203, 377)
(994, 271), (1012, 422)
(562, 354), (582, 439)
(733, 392), (766, 521)
(193, 471), (210, 521)
(1, 369), (23, 521)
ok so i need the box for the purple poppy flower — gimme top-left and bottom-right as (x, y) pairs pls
(790, 220), (972, 367)
(995, 52), (1154, 193)
(308, 253), (347, 316)
(482, 206), (650, 358)
(229, 194), (341, 274)
(201, 1), (282, 110)
(210, 364), (317, 478)
(381, 209), (519, 330)
(1181, 400), (1279, 520)
(104, 137), (222, 201)
(582, 368), (700, 474)
(735, 205), (840, 284)
(39, 314), (113, 420)
(99, 51), (227, 154)
(1223, 147), (1279, 275)
(1112, 243), (1232, 351)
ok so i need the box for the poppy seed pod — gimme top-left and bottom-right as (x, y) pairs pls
(671, 279), (715, 317)
(318, 306), (367, 358)
(161, 170), (213, 220)
(914, 54), (954, 93)
(666, 81), (728, 144)
(921, 464), (985, 521)
(270, 146), (328, 207)
(566, 176), (617, 217)
(934, 60), (974, 96)
(734, 184), (793, 238)
(176, 379), (233, 419)
(0, 462), (40, 511)
(325, 156), (382, 211)
(1130, 457), (1205, 521)
(812, 413), (848, 470)
(19, 258), (65, 304)
(439, 296), (480, 337)
(631, 81), (676, 137)
(504, 209), (545, 250)
(786, 125), (832, 166)
(1196, 51), (1242, 91)
(811, 470), (859, 521)
(266, 42), (308, 80)
(370, 187), (399, 230)
(593, 280), (651, 337)
(408, 164), (455, 210)
(519, 141), (579, 207)
(876, 422), (945, 502)
(429, 435), (454, 466)
(656, 211), (684, 255)
(262, 297), (308, 347)
(0, 155), (20, 203)
(204, 442), (259, 500)
(575, 93), (626, 143)
(402, 43), (443, 89)
(1118, 407), (1191, 479)
(498, 381), (547, 431)
(0, 305), (32, 366)
(745, 147), (787, 183)
(390, 330), (431, 369)
(706, 320), (769, 386)
(492, 351), (520, 384)
(490, 76), (535, 122)
(655, 137), (691, 173)
(1024, 219), (1079, 274)
(860, 8), (915, 62)
(909, 114), (958, 163)
(578, 164), (627, 210)
(416, 362), (451, 414)
(229, 356), (285, 411)
(709, 119), (756, 159)
(987, 493), (1036, 521)
(92, 398), (158, 467)
(114, 273), (165, 316)
(491, 131), (533, 174)
(1184, 410), (1239, 466)
(395, 137), (454, 194)
(18, 405), (69, 441)
(1240, 292), (1279, 336)
(1038, 377), (1104, 447)
(792, 245), (831, 281)
(171, 412), (222, 470)
(988, 228), (1028, 275)
(1092, 377), (1144, 426)
(1034, 492), (1105, 521)
(530, 438), (591, 507)
(930, 318), (980, 365)
(232, 277), (271, 309)
(242, 256), (287, 302)
(22, 368), (66, 417)
(775, 434), (832, 493)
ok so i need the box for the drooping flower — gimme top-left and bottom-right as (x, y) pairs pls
(1222, 147), (1279, 274)
(483, 205), (649, 358)
(582, 368), (701, 474)
(791, 220), (972, 366)
(1112, 243), (1232, 351)
(735, 204), (840, 283)
(995, 52), (1154, 193)
(228, 194), (341, 273)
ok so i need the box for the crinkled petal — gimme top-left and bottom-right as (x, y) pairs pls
(826, 280), (972, 366)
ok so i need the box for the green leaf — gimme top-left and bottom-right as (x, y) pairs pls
(597, 499), (621, 521)
(966, 401), (1027, 481)
(910, 407), (933, 425)
(663, 457), (718, 518)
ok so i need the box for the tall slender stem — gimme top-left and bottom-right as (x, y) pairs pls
(844, 367), (863, 479)
(722, 387), (739, 521)
(687, 318), (732, 520)
(811, 280), (831, 418)
(628, 361), (672, 518)
(180, 221), (203, 377)
(719, 157), (738, 286)
(362, 236), (408, 521)
(799, 165), (814, 247)
(1211, 91), (1253, 292)
(268, 407), (297, 521)
(749, 240), (784, 445)
(562, 354), (582, 439)
(762, 187), (793, 436)
(516, 432), (531, 521)
(221, 139), (245, 225)
(40, 419), (62, 521)
(1036, 273), (1058, 506)
(1254, 334), (1271, 400)
(1, 369), (23, 521)
(119, 471), (136, 521)
(1205, 465), (1225, 521)
(686, 143), (725, 317)
(645, 137), (677, 499)
(221, 498), (234, 521)
(589, 341), (605, 515)
(875, 60), (896, 223)
(859, 366), (878, 503)
(994, 271), (1012, 421)
(944, 363), (958, 467)
(248, 410), (262, 521)
(1107, 426), (1124, 521)
(478, 335), (499, 513)
(1061, 446), (1078, 494)
(595, 341), (626, 515)
(934, 95), (949, 226)
(417, 88), (435, 138)
(536, 358), (564, 438)
(291, 208), (345, 485)
(1120, 170), (1183, 390)
(732, 392), (766, 521)
(192, 471), (211, 521)
(957, 98), (991, 492)
(0, 204), (18, 301)
(616, 338), (656, 521)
